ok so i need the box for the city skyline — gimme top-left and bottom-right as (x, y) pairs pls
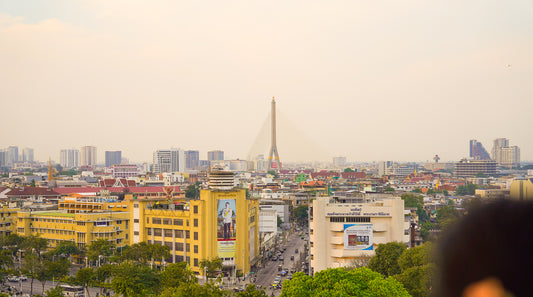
(1, 1), (532, 163)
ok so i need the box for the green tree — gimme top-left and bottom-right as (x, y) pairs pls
(74, 267), (95, 297)
(292, 205), (308, 227)
(86, 239), (115, 263)
(420, 221), (435, 242)
(401, 194), (423, 208)
(0, 233), (25, 257)
(185, 182), (201, 199)
(343, 168), (354, 172)
(23, 252), (42, 296)
(46, 257), (71, 287)
(236, 284), (267, 297)
(94, 264), (113, 295)
(30, 179), (36, 187)
(368, 242), (406, 277)
(394, 243), (436, 297)
(436, 205), (460, 231)
(48, 241), (81, 258)
(394, 263), (435, 297)
(44, 286), (64, 297)
(267, 170), (278, 178)
(122, 242), (170, 266)
(23, 234), (49, 258)
(455, 183), (477, 195)
(161, 262), (197, 289)
(280, 268), (410, 297)
(384, 186), (395, 192)
(159, 282), (228, 297)
(111, 262), (161, 297)
(199, 257), (223, 279)
(277, 215), (283, 228)
(412, 188), (423, 193)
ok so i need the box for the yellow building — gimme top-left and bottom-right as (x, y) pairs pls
(130, 187), (259, 276)
(0, 205), (19, 237)
(58, 195), (131, 213)
(16, 210), (130, 251)
(510, 178), (533, 201)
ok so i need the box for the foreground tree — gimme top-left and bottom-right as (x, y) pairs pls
(199, 257), (223, 280)
(111, 262), (161, 297)
(159, 282), (228, 297)
(161, 262), (197, 289)
(86, 239), (115, 264)
(292, 205), (308, 227)
(236, 284), (267, 297)
(280, 268), (410, 297)
(74, 267), (95, 297)
(368, 242), (406, 277)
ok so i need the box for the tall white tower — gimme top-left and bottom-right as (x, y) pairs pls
(267, 97), (281, 171)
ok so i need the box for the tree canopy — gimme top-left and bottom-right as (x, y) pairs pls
(368, 242), (406, 277)
(280, 268), (410, 297)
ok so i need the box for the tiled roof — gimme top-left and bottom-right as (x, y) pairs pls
(6, 187), (61, 197)
(54, 186), (181, 195)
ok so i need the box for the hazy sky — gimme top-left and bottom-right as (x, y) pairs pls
(1, 0), (532, 164)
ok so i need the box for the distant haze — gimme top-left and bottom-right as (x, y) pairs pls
(1, 1), (532, 163)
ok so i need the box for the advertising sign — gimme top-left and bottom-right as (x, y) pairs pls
(217, 199), (236, 258)
(343, 224), (373, 250)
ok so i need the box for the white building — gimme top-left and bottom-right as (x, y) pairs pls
(111, 164), (139, 178)
(153, 148), (185, 173)
(22, 148), (34, 163)
(60, 149), (80, 169)
(259, 208), (277, 233)
(310, 195), (409, 274)
(80, 146), (97, 167)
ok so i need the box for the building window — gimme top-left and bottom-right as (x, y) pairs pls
(134, 231), (139, 236)
(164, 229), (173, 237)
(194, 258), (198, 267)
(175, 230), (183, 238)
(186, 231), (190, 239)
(163, 218), (172, 225)
(154, 229), (162, 236)
(194, 245), (198, 253)
(186, 244), (190, 252)
(147, 229), (152, 235)
(134, 219), (139, 223)
(176, 242), (184, 251)
(134, 203), (139, 208)
(194, 232), (198, 240)
(174, 219), (183, 226)
(330, 217), (345, 223)
(345, 217), (370, 223)
(152, 218), (162, 224)
(193, 206), (198, 214)
(193, 219), (198, 227)
(147, 217), (150, 223)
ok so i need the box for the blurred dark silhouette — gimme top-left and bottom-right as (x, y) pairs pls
(435, 200), (533, 297)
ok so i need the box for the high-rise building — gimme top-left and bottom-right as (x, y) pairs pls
(60, 149), (80, 169)
(105, 151), (122, 168)
(491, 138), (509, 163)
(500, 146), (520, 168)
(491, 138), (520, 168)
(22, 148), (34, 163)
(80, 146), (97, 167)
(208, 150), (224, 162)
(469, 140), (490, 160)
(185, 150), (200, 170)
(0, 150), (6, 168)
(153, 148), (184, 173)
(6, 146), (18, 167)
(333, 156), (346, 168)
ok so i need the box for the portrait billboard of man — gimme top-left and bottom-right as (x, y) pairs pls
(217, 199), (236, 258)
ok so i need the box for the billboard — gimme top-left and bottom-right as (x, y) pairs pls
(343, 224), (373, 250)
(217, 199), (236, 258)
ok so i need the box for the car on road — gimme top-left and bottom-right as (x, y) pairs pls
(295, 248), (298, 254)
(279, 256), (284, 261)
(7, 276), (19, 282)
(19, 275), (27, 281)
(290, 255), (294, 261)
(280, 270), (288, 276)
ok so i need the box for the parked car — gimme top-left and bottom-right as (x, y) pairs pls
(7, 276), (19, 282)
(290, 255), (294, 261)
(19, 275), (27, 281)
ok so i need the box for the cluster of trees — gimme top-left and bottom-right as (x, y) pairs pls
(455, 183), (478, 195)
(368, 242), (434, 297)
(292, 205), (308, 227)
(281, 267), (410, 296)
(0, 235), (268, 297)
(401, 194), (460, 241)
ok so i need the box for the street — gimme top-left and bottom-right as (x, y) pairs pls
(1, 279), (102, 297)
(254, 231), (308, 296)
